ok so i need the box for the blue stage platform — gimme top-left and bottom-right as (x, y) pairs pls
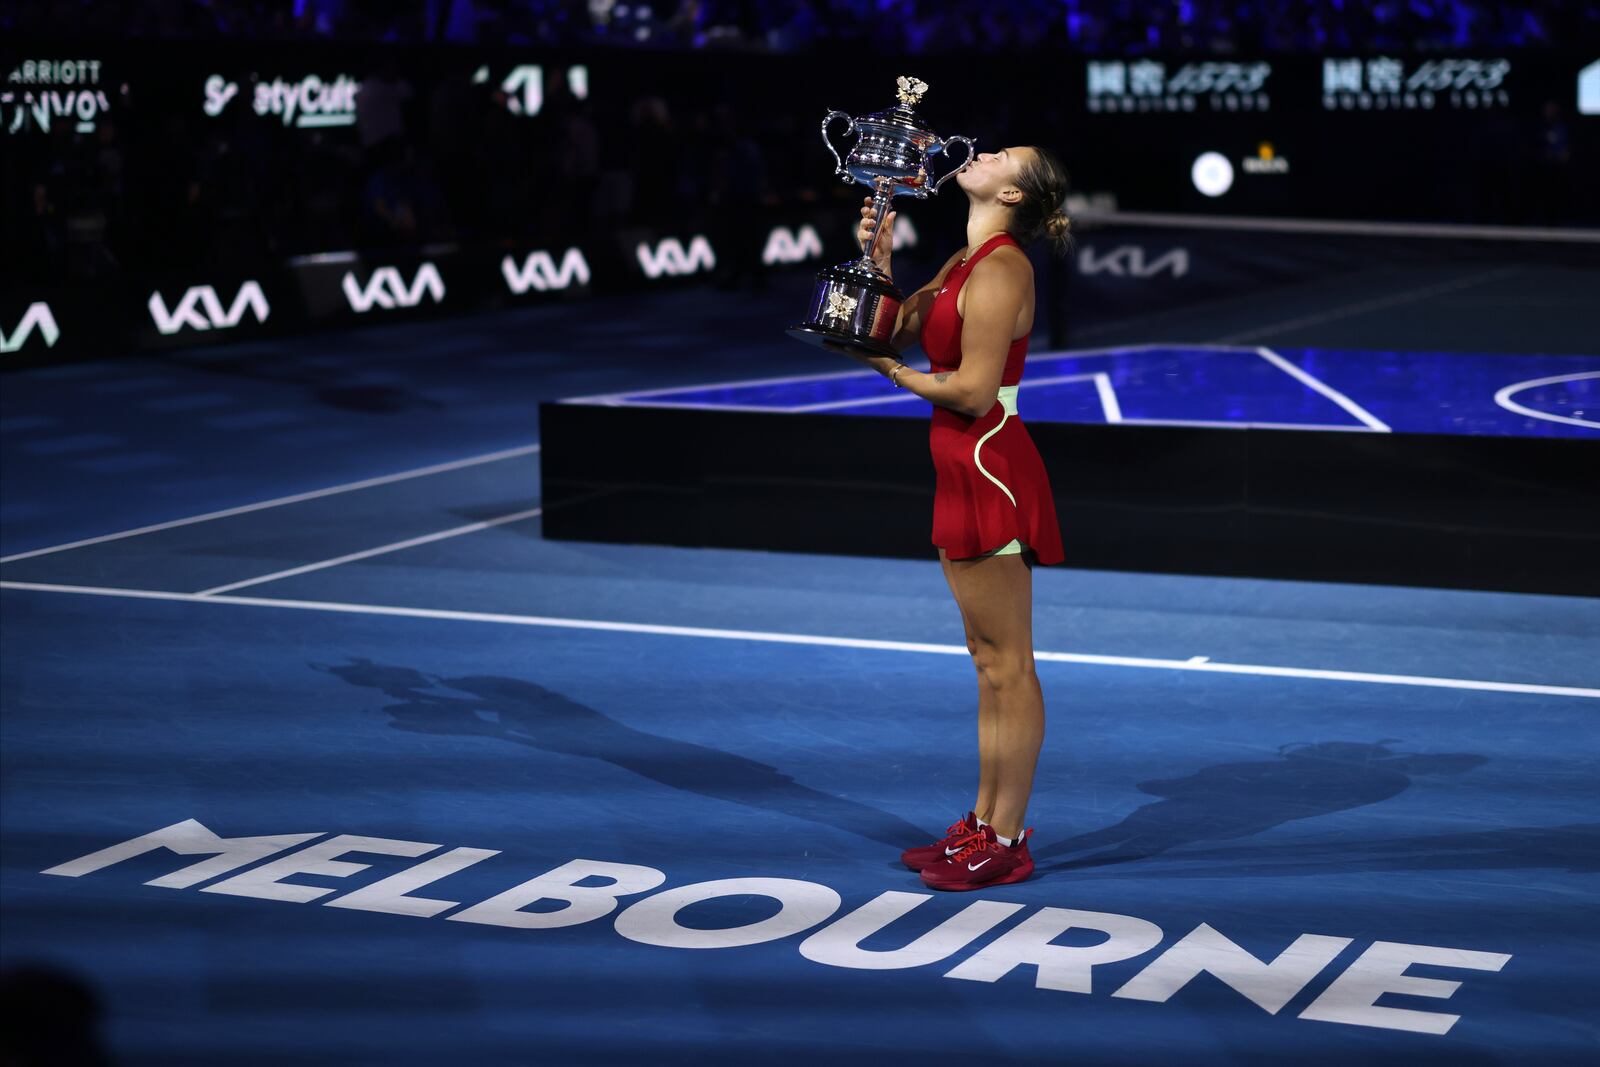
(568, 345), (1600, 439)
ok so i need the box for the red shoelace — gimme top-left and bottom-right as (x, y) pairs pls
(943, 818), (975, 841)
(950, 832), (998, 864)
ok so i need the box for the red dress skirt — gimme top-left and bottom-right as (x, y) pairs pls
(919, 232), (1065, 564)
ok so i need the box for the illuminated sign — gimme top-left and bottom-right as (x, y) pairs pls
(1191, 152), (1234, 197)
(891, 214), (919, 251)
(1241, 142), (1289, 175)
(1087, 61), (1272, 113)
(341, 265), (446, 312)
(762, 225), (824, 265)
(203, 73), (359, 128)
(471, 64), (590, 118)
(1581, 59), (1600, 116)
(3, 58), (111, 135)
(635, 237), (716, 279)
(1322, 58), (1511, 110)
(147, 282), (270, 335)
(1078, 245), (1190, 279)
(0, 303), (60, 353)
(502, 249), (591, 293)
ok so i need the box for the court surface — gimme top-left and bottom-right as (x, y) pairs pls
(3, 284), (1599, 1065)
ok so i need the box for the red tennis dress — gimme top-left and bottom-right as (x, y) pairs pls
(919, 232), (1065, 564)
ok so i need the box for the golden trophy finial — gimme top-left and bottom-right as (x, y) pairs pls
(896, 76), (929, 107)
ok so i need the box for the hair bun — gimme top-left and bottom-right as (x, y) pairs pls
(1045, 210), (1071, 238)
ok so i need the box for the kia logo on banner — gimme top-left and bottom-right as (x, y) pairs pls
(341, 264), (446, 313)
(891, 214), (919, 251)
(0, 302), (60, 353)
(1078, 245), (1190, 279)
(762, 225), (823, 265)
(147, 282), (271, 335)
(635, 237), (716, 279)
(502, 248), (591, 294)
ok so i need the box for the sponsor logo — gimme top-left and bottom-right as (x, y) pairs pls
(1580, 59), (1600, 116)
(968, 858), (992, 871)
(0, 302), (60, 353)
(1242, 141), (1290, 175)
(891, 214), (919, 252)
(202, 73), (359, 128)
(1322, 57), (1511, 111)
(147, 282), (270, 335)
(41, 817), (1514, 1036)
(471, 64), (589, 117)
(636, 236), (716, 279)
(203, 75), (240, 117)
(3, 58), (110, 135)
(1191, 151), (1235, 197)
(502, 248), (591, 294)
(341, 264), (446, 313)
(762, 225), (824, 265)
(1078, 245), (1190, 279)
(1087, 60), (1272, 113)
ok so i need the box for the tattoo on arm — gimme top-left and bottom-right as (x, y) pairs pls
(933, 372), (951, 383)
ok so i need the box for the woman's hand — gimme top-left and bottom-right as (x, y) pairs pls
(821, 339), (897, 377)
(856, 196), (896, 273)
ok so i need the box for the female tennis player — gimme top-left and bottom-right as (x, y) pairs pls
(829, 145), (1070, 890)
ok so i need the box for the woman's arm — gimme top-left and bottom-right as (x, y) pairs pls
(864, 250), (1031, 417)
(889, 248), (965, 352)
(853, 197), (962, 354)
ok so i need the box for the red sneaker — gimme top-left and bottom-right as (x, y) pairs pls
(900, 811), (982, 871)
(920, 825), (1034, 891)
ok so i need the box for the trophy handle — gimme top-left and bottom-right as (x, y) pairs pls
(930, 135), (975, 194)
(821, 110), (855, 180)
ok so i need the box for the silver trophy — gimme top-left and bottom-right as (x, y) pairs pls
(787, 76), (975, 358)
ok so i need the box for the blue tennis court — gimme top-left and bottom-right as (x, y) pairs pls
(4, 345), (1598, 1062)
(572, 344), (1600, 438)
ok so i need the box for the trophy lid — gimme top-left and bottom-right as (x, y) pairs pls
(859, 76), (934, 133)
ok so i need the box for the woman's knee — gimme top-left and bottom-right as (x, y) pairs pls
(972, 645), (1036, 689)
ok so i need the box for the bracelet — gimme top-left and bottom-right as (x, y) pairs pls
(890, 363), (908, 388)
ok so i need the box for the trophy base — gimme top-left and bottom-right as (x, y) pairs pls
(786, 324), (900, 361)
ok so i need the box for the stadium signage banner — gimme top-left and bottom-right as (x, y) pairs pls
(1321, 57), (1513, 111)
(0, 302), (61, 354)
(43, 817), (1514, 1037)
(1086, 60), (1274, 113)
(147, 281), (271, 335)
(3, 57), (112, 135)
(202, 71), (360, 127)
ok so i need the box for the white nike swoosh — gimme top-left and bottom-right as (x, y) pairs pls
(968, 858), (992, 871)
(943, 846), (962, 856)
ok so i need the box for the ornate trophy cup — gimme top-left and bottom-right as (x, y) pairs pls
(787, 76), (975, 358)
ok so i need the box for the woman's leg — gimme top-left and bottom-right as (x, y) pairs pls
(946, 549), (1042, 841)
(939, 549), (999, 822)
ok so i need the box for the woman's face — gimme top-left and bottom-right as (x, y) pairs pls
(955, 145), (1030, 204)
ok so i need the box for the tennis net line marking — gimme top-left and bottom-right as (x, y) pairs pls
(0, 443), (541, 565)
(4, 580), (1596, 700)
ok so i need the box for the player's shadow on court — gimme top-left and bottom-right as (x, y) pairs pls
(314, 657), (930, 849)
(1035, 740), (1489, 872)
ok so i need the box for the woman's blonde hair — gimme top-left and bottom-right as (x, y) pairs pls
(1009, 145), (1072, 257)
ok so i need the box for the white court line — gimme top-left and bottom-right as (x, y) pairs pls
(195, 506), (544, 597)
(562, 346), (1155, 408)
(1118, 418), (1380, 433)
(1213, 266), (1522, 345)
(3, 580), (1597, 699)
(1493, 370), (1600, 431)
(787, 371), (1113, 414)
(0, 443), (541, 565)
(1093, 372), (1123, 423)
(1254, 348), (1390, 432)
